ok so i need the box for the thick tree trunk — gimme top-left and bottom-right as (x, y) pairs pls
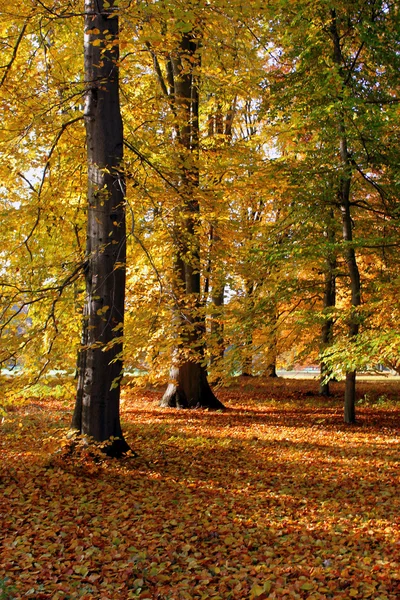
(160, 31), (224, 410)
(71, 0), (130, 456)
(330, 10), (361, 423)
(161, 362), (224, 409)
(266, 361), (278, 378)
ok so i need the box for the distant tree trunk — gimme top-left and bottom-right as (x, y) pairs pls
(241, 282), (254, 376)
(204, 102), (234, 375)
(160, 31), (224, 410)
(264, 306), (278, 378)
(71, 0), (130, 455)
(210, 280), (225, 367)
(265, 358), (278, 378)
(204, 225), (225, 372)
(330, 10), (361, 423)
(320, 212), (336, 396)
(240, 191), (265, 377)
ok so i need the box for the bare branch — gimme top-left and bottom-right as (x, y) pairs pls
(145, 41), (169, 97)
(124, 138), (182, 195)
(0, 23), (28, 87)
(20, 116), (84, 258)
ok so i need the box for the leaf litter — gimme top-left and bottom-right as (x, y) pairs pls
(0, 378), (399, 599)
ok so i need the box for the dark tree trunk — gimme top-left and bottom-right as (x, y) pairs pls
(266, 362), (278, 378)
(341, 190), (361, 423)
(160, 31), (224, 410)
(320, 212), (336, 396)
(160, 362), (223, 409)
(330, 10), (361, 423)
(265, 307), (278, 378)
(344, 371), (356, 423)
(71, 0), (130, 456)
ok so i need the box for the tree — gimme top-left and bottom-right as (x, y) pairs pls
(319, 209), (337, 397)
(71, 0), (130, 455)
(0, 1), (85, 385)
(328, 8), (361, 423)
(262, 0), (400, 419)
(156, 25), (224, 409)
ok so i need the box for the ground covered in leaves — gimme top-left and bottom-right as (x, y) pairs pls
(1, 377), (400, 599)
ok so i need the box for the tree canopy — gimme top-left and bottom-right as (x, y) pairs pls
(0, 0), (399, 431)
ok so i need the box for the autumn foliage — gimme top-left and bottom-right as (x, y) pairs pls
(0, 1), (400, 594)
(1, 378), (399, 599)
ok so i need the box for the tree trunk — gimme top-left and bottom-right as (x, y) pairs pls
(330, 10), (361, 423)
(160, 362), (223, 409)
(344, 371), (356, 423)
(241, 282), (254, 376)
(341, 191), (361, 423)
(210, 282), (225, 368)
(71, 0), (130, 456)
(204, 102), (233, 376)
(265, 307), (278, 378)
(266, 361), (278, 378)
(160, 31), (224, 410)
(320, 212), (336, 396)
(206, 224), (225, 371)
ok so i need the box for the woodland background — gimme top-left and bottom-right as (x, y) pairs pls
(1, 0), (399, 407)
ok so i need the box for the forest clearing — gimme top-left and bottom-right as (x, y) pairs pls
(1, 377), (399, 600)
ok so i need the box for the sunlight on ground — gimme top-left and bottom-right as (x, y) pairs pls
(1, 379), (399, 599)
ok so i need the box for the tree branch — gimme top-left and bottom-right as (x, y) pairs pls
(0, 23), (28, 87)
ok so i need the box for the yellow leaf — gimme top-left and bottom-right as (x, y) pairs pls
(263, 581), (272, 593)
(96, 305), (109, 315)
(223, 535), (235, 545)
(250, 584), (265, 598)
(73, 565), (89, 577)
(301, 583), (314, 590)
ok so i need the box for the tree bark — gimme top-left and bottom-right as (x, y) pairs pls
(71, 0), (130, 455)
(160, 31), (224, 410)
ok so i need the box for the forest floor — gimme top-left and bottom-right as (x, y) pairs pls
(1, 377), (399, 600)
